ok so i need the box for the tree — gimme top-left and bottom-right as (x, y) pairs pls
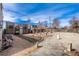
(69, 17), (79, 32)
(38, 21), (42, 27)
(43, 21), (48, 27)
(52, 18), (60, 29)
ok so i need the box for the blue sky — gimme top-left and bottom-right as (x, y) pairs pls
(3, 3), (79, 27)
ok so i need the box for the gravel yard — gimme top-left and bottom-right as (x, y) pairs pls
(29, 32), (79, 56)
(0, 35), (34, 56)
(0, 32), (79, 56)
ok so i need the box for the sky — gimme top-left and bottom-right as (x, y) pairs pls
(3, 3), (79, 27)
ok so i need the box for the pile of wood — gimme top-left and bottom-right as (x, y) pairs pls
(23, 32), (51, 41)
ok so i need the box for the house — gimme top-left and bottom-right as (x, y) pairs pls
(6, 21), (15, 34)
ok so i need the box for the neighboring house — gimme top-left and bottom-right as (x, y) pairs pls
(22, 23), (37, 34)
(77, 21), (79, 33)
(6, 21), (15, 34)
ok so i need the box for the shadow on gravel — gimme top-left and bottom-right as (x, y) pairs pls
(16, 35), (44, 44)
(0, 35), (37, 56)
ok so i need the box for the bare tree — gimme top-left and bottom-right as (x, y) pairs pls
(52, 18), (60, 29)
(42, 21), (48, 27)
(69, 17), (79, 33)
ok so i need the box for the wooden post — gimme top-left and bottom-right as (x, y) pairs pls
(66, 43), (72, 52)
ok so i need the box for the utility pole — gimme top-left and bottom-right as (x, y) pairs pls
(49, 16), (52, 33)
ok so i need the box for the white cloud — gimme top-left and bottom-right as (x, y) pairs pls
(20, 15), (48, 23)
(3, 3), (16, 10)
(75, 13), (79, 19)
(20, 8), (73, 24)
(60, 18), (72, 27)
(3, 3), (19, 22)
(24, 9), (73, 23)
(3, 10), (17, 22)
(3, 3), (79, 26)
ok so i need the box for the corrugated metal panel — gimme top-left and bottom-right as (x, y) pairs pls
(0, 3), (3, 21)
(0, 3), (2, 50)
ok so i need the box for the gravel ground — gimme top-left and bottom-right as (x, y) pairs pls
(30, 32), (79, 56)
(0, 32), (79, 56)
(0, 35), (33, 56)
(30, 32), (66, 56)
